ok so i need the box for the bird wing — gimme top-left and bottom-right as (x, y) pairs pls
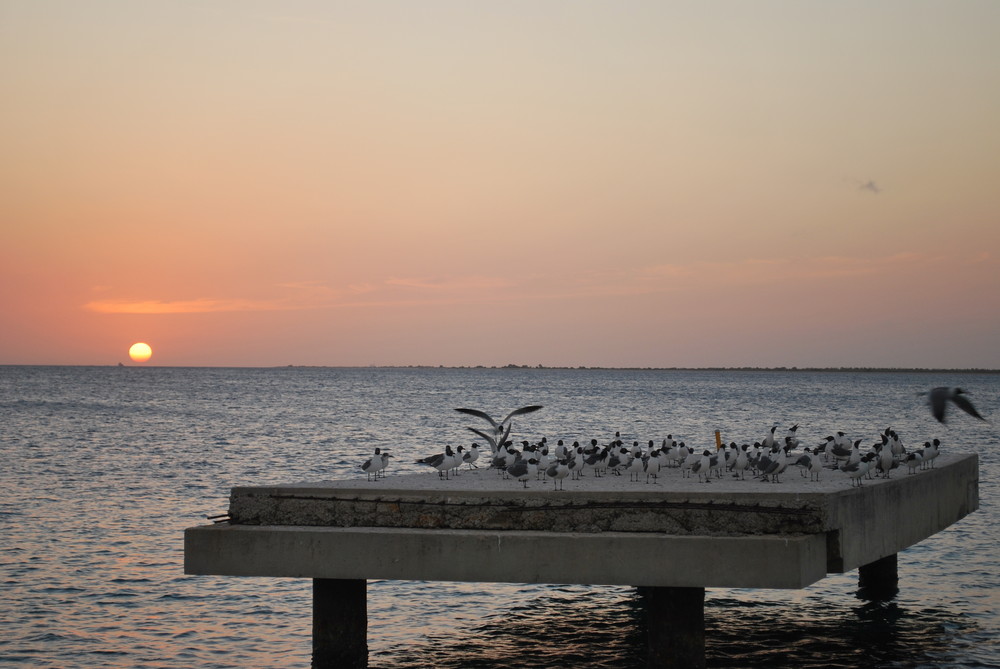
(467, 427), (498, 453)
(455, 408), (499, 429)
(417, 453), (445, 467)
(500, 405), (544, 425)
(952, 393), (986, 421)
(929, 387), (949, 422)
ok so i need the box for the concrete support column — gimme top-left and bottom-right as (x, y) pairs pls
(313, 578), (367, 669)
(858, 553), (898, 600)
(640, 586), (706, 669)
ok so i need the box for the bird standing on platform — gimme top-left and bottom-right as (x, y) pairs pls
(844, 453), (874, 487)
(361, 448), (389, 481)
(785, 424), (800, 449)
(463, 443), (480, 469)
(691, 450), (713, 483)
(644, 450), (662, 484)
(923, 439), (941, 468)
(732, 444), (750, 480)
(876, 442), (897, 479)
(507, 457), (538, 488)
(837, 440), (863, 471)
(626, 453), (645, 482)
(546, 459), (569, 490)
(795, 448), (823, 482)
(760, 447), (791, 483)
(416, 445), (458, 479)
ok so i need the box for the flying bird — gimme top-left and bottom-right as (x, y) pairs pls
(455, 405), (544, 433)
(456, 405), (543, 457)
(928, 387), (986, 423)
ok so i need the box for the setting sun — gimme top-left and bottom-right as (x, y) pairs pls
(128, 342), (153, 363)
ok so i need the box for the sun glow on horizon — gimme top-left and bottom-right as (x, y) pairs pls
(128, 342), (153, 363)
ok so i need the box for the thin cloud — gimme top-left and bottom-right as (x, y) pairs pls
(385, 275), (515, 291)
(83, 253), (942, 316)
(85, 281), (345, 314)
(84, 298), (289, 315)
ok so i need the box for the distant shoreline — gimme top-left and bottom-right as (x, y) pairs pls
(315, 365), (1000, 373)
(6, 364), (997, 374)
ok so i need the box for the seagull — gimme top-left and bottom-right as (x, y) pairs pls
(546, 459), (570, 490)
(625, 454), (645, 482)
(493, 442), (519, 478)
(691, 450), (713, 483)
(606, 447), (624, 476)
(581, 447), (606, 478)
(923, 438), (941, 468)
(760, 447), (790, 483)
(928, 387), (986, 423)
(844, 453), (874, 487)
(835, 440), (863, 471)
(535, 443), (551, 479)
(463, 443), (481, 469)
(455, 405), (544, 443)
(755, 445), (780, 477)
(507, 457), (539, 488)
(732, 444), (750, 480)
(361, 447), (389, 481)
(761, 426), (778, 449)
(795, 447), (823, 482)
(644, 451), (662, 484)
(785, 424), (800, 449)
(415, 445), (458, 479)
(876, 442), (897, 479)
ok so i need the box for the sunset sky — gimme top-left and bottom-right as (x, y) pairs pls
(2, 1), (998, 368)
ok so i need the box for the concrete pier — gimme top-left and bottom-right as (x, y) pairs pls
(185, 452), (978, 667)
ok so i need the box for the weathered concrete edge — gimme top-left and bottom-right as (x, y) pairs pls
(184, 525), (828, 589)
(825, 452), (979, 572)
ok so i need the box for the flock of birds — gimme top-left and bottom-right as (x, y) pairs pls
(360, 387), (987, 489)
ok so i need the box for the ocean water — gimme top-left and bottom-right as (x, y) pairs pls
(1, 366), (998, 668)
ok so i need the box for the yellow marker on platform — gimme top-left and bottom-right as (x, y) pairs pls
(715, 430), (722, 449)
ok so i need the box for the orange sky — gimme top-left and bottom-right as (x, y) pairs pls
(2, 1), (999, 367)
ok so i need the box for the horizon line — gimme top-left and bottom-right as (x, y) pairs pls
(3, 363), (999, 374)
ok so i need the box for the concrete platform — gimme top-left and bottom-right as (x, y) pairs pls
(184, 452), (979, 668)
(185, 525), (829, 588)
(189, 452), (979, 581)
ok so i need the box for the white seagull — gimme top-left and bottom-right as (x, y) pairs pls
(361, 447), (389, 481)
(455, 405), (544, 442)
(546, 459), (570, 490)
(844, 453), (874, 487)
(415, 445), (458, 479)
(463, 443), (481, 469)
(507, 457), (539, 488)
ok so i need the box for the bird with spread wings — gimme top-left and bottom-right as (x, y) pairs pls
(454, 405), (543, 455)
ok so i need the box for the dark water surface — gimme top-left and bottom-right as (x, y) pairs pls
(2, 366), (998, 667)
